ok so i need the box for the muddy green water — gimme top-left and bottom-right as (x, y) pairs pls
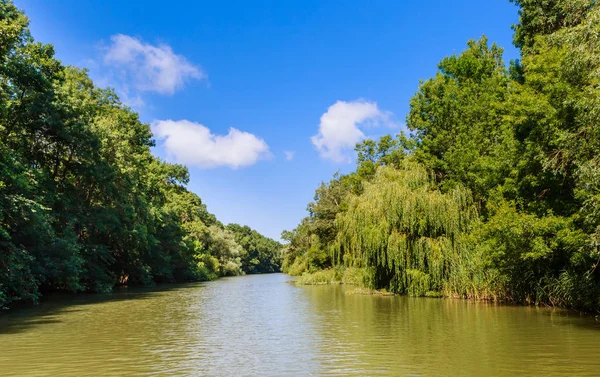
(0, 273), (599, 376)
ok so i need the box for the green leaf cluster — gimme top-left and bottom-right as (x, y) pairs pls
(286, 1), (600, 312)
(0, 2), (282, 308)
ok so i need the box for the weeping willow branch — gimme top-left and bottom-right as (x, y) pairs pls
(332, 161), (479, 295)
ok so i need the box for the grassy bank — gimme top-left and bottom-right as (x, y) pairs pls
(294, 267), (364, 286)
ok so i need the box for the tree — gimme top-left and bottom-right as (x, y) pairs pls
(334, 162), (477, 295)
(407, 36), (514, 205)
(0, 1), (279, 307)
(510, 0), (594, 49)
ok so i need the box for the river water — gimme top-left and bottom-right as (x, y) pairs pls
(0, 273), (598, 376)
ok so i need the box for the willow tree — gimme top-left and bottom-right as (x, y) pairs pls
(333, 162), (478, 296)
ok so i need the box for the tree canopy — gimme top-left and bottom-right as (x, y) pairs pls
(0, 1), (282, 308)
(285, 1), (600, 312)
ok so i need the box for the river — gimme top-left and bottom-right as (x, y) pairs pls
(0, 273), (598, 376)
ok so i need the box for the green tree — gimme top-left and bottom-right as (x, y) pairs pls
(407, 36), (515, 204)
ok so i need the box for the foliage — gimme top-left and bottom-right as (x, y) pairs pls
(226, 223), (282, 274)
(294, 266), (364, 286)
(407, 36), (515, 205)
(334, 163), (478, 296)
(282, 134), (408, 275)
(510, 0), (594, 49)
(295, 269), (338, 285)
(0, 2), (281, 308)
(285, 1), (600, 312)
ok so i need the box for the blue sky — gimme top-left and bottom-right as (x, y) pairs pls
(16, 0), (520, 240)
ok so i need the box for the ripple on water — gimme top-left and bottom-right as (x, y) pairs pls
(1, 274), (599, 376)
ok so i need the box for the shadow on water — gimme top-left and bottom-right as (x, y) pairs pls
(441, 296), (600, 332)
(535, 307), (600, 331)
(0, 282), (205, 335)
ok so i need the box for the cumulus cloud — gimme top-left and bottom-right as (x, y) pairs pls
(311, 99), (394, 162)
(104, 34), (205, 95)
(152, 120), (270, 169)
(284, 151), (295, 161)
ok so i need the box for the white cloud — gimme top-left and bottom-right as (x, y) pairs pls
(152, 120), (270, 169)
(284, 151), (295, 161)
(311, 99), (394, 162)
(104, 34), (205, 95)
(118, 90), (145, 108)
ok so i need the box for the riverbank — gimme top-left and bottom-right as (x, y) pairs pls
(294, 267), (363, 286)
(293, 268), (599, 314)
(2, 271), (285, 312)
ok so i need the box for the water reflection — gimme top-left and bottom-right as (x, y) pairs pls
(0, 274), (598, 376)
(298, 285), (600, 376)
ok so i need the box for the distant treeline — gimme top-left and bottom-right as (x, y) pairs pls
(284, 0), (600, 313)
(0, 1), (281, 308)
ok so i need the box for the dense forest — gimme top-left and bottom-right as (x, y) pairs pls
(2, 0), (600, 314)
(0, 1), (282, 308)
(285, 0), (600, 313)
